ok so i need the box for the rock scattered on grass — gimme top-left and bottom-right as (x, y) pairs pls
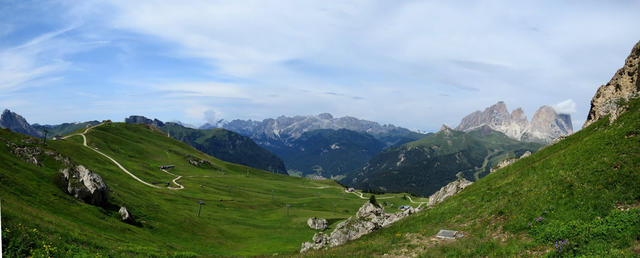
(307, 217), (328, 231)
(60, 165), (109, 206)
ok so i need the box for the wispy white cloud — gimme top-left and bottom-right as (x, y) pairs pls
(0, 28), (72, 91)
(553, 99), (577, 114)
(2, 1), (640, 130)
(0, 23), (110, 92)
(148, 82), (249, 99)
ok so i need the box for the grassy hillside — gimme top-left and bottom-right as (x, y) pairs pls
(343, 126), (542, 196)
(161, 122), (287, 174)
(0, 123), (421, 257)
(304, 98), (640, 257)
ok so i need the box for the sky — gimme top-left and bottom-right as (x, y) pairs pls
(1, 0), (639, 131)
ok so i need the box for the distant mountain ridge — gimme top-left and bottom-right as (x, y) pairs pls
(455, 101), (573, 143)
(276, 129), (387, 178)
(0, 109), (42, 137)
(33, 121), (101, 138)
(209, 113), (427, 176)
(212, 113), (425, 146)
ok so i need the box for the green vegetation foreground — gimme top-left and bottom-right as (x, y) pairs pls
(0, 123), (418, 256)
(301, 98), (640, 257)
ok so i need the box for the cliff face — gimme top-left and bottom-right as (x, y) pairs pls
(583, 41), (640, 128)
(0, 109), (42, 137)
(456, 102), (572, 144)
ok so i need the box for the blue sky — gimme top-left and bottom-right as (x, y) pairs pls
(1, 0), (639, 131)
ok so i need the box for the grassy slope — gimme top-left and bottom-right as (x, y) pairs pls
(344, 127), (541, 196)
(305, 98), (640, 257)
(160, 123), (287, 174)
(1, 123), (422, 257)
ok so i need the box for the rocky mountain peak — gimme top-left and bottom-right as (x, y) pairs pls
(492, 101), (509, 115)
(521, 106), (573, 143)
(532, 105), (556, 120)
(0, 109), (42, 137)
(439, 124), (453, 136)
(124, 115), (164, 127)
(317, 113), (334, 120)
(456, 102), (572, 144)
(583, 40), (640, 128)
(510, 108), (528, 126)
(455, 101), (512, 133)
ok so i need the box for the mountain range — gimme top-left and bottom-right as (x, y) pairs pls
(209, 113), (427, 176)
(455, 101), (573, 143)
(33, 121), (101, 138)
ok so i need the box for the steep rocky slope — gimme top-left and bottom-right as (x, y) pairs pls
(456, 102), (572, 143)
(0, 109), (42, 137)
(583, 40), (640, 128)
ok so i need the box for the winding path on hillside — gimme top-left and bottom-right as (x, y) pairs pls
(473, 150), (499, 180)
(348, 190), (428, 208)
(64, 124), (184, 190)
(406, 196), (428, 209)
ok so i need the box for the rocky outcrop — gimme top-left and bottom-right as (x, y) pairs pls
(60, 165), (109, 206)
(119, 206), (135, 223)
(0, 109), (42, 137)
(185, 155), (212, 168)
(583, 41), (640, 128)
(124, 115), (164, 127)
(3, 140), (42, 166)
(427, 178), (473, 206)
(300, 201), (416, 253)
(456, 102), (573, 144)
(490, 151), (531, 173)
(307, 217), (328, 231)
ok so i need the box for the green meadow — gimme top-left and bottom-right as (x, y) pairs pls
(1, 123), (422, 257)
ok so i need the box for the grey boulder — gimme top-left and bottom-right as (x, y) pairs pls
(61, 165), (109, 206)
(307, 217), (328, 230)
(119, 206), (135, 223)
(301, 201), (416, 253)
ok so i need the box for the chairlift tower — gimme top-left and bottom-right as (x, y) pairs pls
(197, 201), (205, 217)
(42, 129), (48, 145)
